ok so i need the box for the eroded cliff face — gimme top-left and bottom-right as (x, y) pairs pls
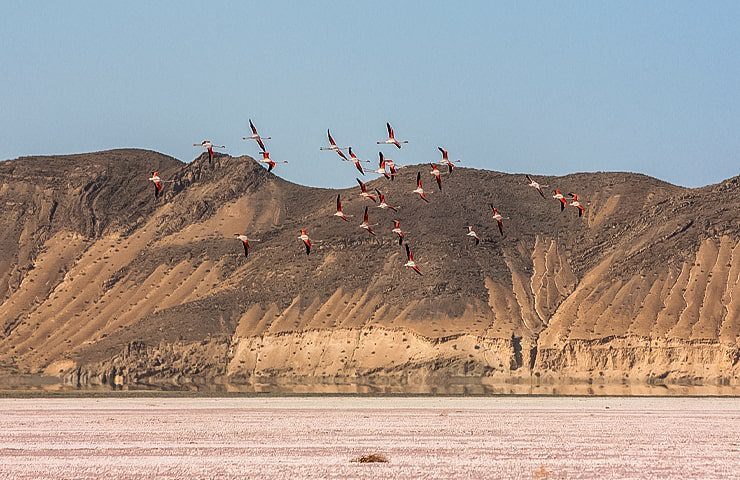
(0, 150), (738, 392)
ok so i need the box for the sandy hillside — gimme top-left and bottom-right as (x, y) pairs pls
(0, 149), (738, 391)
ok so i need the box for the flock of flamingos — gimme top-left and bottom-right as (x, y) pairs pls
(147, 121), (587, 275)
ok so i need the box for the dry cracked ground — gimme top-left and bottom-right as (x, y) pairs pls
(0, 149), (738, 392)
(0, 397), (738, 479)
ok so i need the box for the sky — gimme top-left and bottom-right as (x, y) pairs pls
(1, 1), (738, 188)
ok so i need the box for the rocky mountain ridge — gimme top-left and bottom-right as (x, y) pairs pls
(0, 149), (737, 392)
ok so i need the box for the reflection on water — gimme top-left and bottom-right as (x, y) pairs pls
(1, 374), (738, 396)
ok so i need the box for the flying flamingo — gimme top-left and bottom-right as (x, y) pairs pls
(359, 206), (377, 236)
(376, 152), (398, 180)
(404, 244), (422, 275)
(413, 172), (430, 203)
(373, 152), (390, 179)
(242, 119), (270, 152)
(489, 205), (509, 236)
(348, 147), (369, 175)
(193, 140), (225, 164)
(234, 233), (260, 258)
(298, 229), (312, 255)
(375, 189), (399, 212)
(334, 194), (352, 222)
(430, 163), (443, 191)
(388, 162), (397, 180)
(391, 220), (406, 245)
(320, 130), (349, 161)
(148, 171), (163, 199)
(438, 147), (460, 174)
(526, 175), (548, 198)
(568, 193), (586, 217)
(259, 151), (288, 173)
(356, 178), (377, 202)
(377, 122), (408, 149)
(466, 226), (481, 245)
(552, 188), (567, 212)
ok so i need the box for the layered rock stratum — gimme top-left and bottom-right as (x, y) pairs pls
(0, 149), (737, 392)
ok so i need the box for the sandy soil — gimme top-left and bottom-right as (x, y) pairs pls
(0, 397), (738, 479)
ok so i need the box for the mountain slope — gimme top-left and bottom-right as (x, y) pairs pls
(0, 149), (737, 391)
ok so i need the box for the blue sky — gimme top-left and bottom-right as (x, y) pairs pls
(1, 1), (738, 187)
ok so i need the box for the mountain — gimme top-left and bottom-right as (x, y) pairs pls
(0, 149), (737, 393)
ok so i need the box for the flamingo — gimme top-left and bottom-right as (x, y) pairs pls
(375, 189), (398, 212)
(259, 151), (288, 173)
(320, 130), (349, 161)
(359, 206), (377, 236)
(526, 175), (548, 198)
(377, 122), (408, 149)
(242, 119), (270, 152)
(356, 178), (377, 202)
(430, 163), (443, 191)
(568, 193), (586, 217)
(374, 152), (390, 179)
(377, 152), (398, 180)
(193, 140), (225, 164)
(388, 162), (397, 180)
(148, 171), (163, 199)
(234, 233), (260, 258)
(334, 194), (352, 222)
(552, 188), (567, 212)
(466, 226), (481, 245)
(298, 229), (312, 255)
(348, 147), (369, 175)
(404, 244), (422, 275)
(438, 147), (460, 174)
(489, 205), (508, 236)
(413, 172), (430, 203)
(391, 219), (406, 245)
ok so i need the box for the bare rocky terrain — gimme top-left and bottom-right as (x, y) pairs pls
(0, 149), (738, 391)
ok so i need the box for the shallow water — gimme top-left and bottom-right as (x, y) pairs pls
(1, 397), (738, 479)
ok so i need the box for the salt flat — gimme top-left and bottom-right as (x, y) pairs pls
(0, 397), (738, 479)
